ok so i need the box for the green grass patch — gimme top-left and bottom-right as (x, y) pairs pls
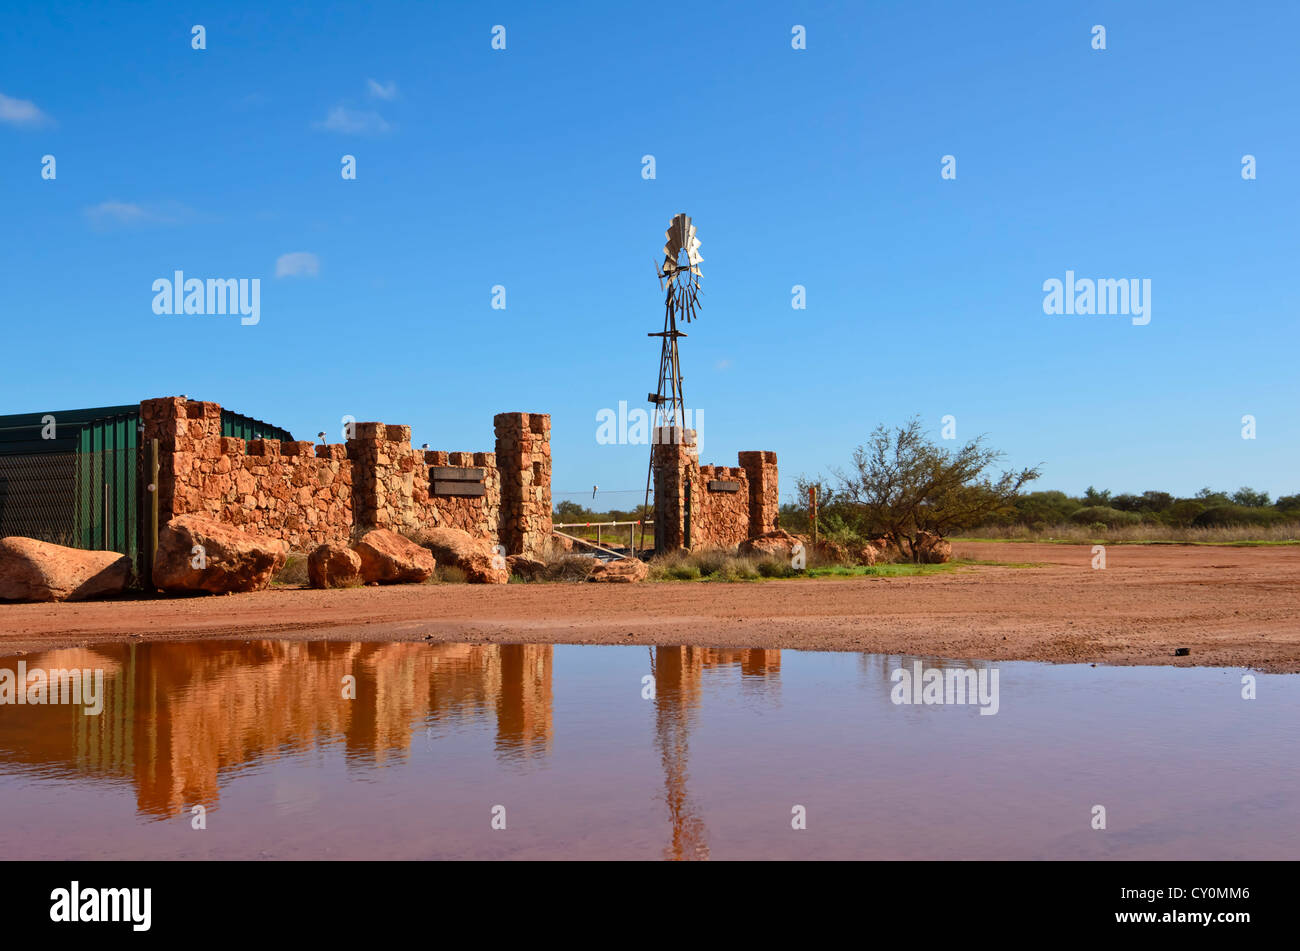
(647, 554), (1025, 582)
(803, 562), (955, 579)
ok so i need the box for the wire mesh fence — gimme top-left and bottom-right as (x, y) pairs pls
(0, 448), (141, 568)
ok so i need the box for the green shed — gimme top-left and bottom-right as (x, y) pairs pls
(0, 401), (292, 576)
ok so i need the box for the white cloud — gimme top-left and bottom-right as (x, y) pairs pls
(0, 92), (51, 126)
(366, 79), (398, 100)
(84, 200), (186, 228)
(276, 252), (320, 278)
(313, 105), (391, 135)
(86, 201), (148, 225)
(715, 359), (732, 371)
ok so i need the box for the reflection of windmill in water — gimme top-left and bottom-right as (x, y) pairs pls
(641, 214), (703, 552)
(650, 646), (710, 861)
(648, 646), (784, 860)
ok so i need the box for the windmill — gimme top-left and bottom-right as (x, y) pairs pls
(640, 213), (703, 553)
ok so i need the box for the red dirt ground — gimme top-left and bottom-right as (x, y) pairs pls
(1, 542), (1297, 671)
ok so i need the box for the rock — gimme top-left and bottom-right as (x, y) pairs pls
(587, 558), (649, 583)
(352, 529), (435, 584)
(417, 527), (507, 584)
(869, 535), (903, 564)
(914, 531), (953, 564)
(506, 554), (546, 581)
(738, 529), (807, 560)
(850, 543), (880, 566)
(307, 543), (362, 589)
(0, 536), (133, 602)
(813, 538), (849, 564)
(153, 515), (288, 594)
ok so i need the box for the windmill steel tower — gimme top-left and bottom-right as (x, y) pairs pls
(640, 213), (702, 553)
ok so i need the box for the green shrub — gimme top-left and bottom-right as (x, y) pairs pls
(715, 559), (760, 582)
(1068, 506), (1141, 528)
(691, 548), (732, 576)
(1164, 499), (1207, 526)
(1013, 490), (1085, 524)
(756, 558), (798, 578)
(1192, 505), (1285, 528)
(649, 550), (776, 582)
(661, 563), (702, 581)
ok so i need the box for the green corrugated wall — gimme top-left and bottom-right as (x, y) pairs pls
(75, 411), (138, 554)
(0, 403), (293, 571)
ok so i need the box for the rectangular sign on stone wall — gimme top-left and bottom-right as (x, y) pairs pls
(431, 466), (487, 497)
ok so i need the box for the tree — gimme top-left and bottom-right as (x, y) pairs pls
(1140, 490), (1174, 511)
(1082, 486), (1111, 505)
(1012, 490), (1078, 525)
(832, 417), (1040, 561)
(1231, 486), (1270, 507)
(1195, 487), (1230, 504)
(554, 500), (589, 522)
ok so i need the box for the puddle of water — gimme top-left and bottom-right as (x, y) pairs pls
(0, 641), (1295, 860)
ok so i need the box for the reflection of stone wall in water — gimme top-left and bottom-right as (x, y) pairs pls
(0, 642), (555, 817)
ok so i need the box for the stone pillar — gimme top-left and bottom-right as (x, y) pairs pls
(653, 427), (699, 552)
(738, 450), (779, 537)
(348, 422), (418, 534)
(139, 397), (223, 523)
(494, 412), (552, 556)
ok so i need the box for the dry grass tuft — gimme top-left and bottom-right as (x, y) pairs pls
(648, 548), (799, 581)
(272, 552), (311, 586)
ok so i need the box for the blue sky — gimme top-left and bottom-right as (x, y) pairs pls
(2, 0), (1296, 509)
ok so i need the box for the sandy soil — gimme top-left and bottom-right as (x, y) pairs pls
(1, 542), (1297, 671)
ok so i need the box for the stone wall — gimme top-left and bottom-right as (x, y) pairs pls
(495, 413), (552, 557)
(738, 450), (780, 536)
(696, 464), (751, 550)
(418, 450), (501, 539)
(142, 397), (543, 554)
(349, 422), (418, 534)
(142, 394), (765, 559)
(653, 428), (779, 552)
(141, 398), (352, 550)
(652, 428), (698, 552)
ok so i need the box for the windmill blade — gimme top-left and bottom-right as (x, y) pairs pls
(657, 212), (701, 315)
(663, 213), (691, 261)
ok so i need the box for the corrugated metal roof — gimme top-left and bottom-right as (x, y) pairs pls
(0, 405), (138, 454)
(0, 402), (293, 453)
